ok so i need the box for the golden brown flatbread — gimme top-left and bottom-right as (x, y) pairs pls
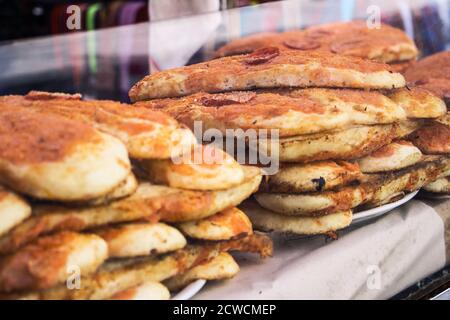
(216, 21), (418, 63)
(3, 233), (272, 300)
(0, 232), (107, 292)
(0, 187), (31, 237)
(357, 140), (423, 173)
(130, 48), (405, 101)
(0, 91), (197, 160)
(258, 122), (420, 163)
(137, 145), (245, 190)
(408, 121), (450, 154)
(241, 200), (353, 235)
(405, 50), (450, 103)
(0, 166), (261, 255)
(0, 106), (130, 201)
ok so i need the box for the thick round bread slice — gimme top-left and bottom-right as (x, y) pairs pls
(259, 161), (362, 193)
(241, 200), (352, 235)
(389, 60), (415, 73)
(177, 207), (253, 241)
(255, 184), (370, 216)
(362, 155), (450, 207)
(84, 173), (138, 206)
(404, 51), (450, 101)
(0, 92), (197, 160)
(0, 106), (130, 201)
(0, 232), (107, 292)
(216, 21), (418, 63)
(137, 145), (244, 190)
(129, 48), (405, 101)
(137, 88), (406, 137)
(357, 140), (422, 173)
(257, 122), (420, 162)
(423, 176), (450, 194)
(95, 222), (186, 258)
(437, 112), (450, 127)
(110, 281), (170, 300)
(164, 252), (239, 292)
(155, 165), (262, 222)
(0, 187), (31, 237)
(0, 166), (262, 255)
(388, 88), (446, 119)
(408, 121), (450, 154)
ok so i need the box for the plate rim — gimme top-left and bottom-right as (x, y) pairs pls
(171, 279), (207, 300)
(352, 190), (419, 223)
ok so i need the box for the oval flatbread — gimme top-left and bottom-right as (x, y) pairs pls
(95, 222), (186, 258)
(137, 145), (245, 190)
(241, 200), (352, 235)
(357, 140), (422, 173)
(0, 106), (130, 201)
(216, 21), (418, 63)
(130, 49), (405, 101)
(259, 161), (362, 193)
(137, 88), (406, 137)
(164, 252), (239, 292)
(0, 232), (108, 292)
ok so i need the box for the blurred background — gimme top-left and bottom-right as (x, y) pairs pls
(0, 0), (280, 42)
(1, 0), (449, 101)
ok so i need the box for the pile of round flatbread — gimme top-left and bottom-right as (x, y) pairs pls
(132, 21), (449, 238)
(404, 51), (450, 197)
(0, 92), (272, 300)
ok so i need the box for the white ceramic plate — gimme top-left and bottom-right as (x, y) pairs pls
(171, 279), (206, 300)
(351, 190), (419, 225)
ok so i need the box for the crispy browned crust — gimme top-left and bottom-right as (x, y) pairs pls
(259, 161), (362, 193)
(389, 60), (416, 73)
(177, 207), (253, 241)
(275, 122), (420, 163)
(0, 232), (106, 292)
(0, 92), (195, 159)
(256, 183), (372, 216)
(0, 167), (261, 255)
(408, 121), (450, 154)
(2, 233), (272, 300)
(216, 21), (418, 63)
(256, 155), (449, 216)
(369, 140), (414, 158)
(360, 155), (450, 208)
(387, 87), (446, 119)
(130, 48), (404, 101)
(136, 89), (406, 137)
(405, 51), (450, 102)
(0, 106), (98, 166)
(215, 32), (280, 57)
(0, 193), (159, 256)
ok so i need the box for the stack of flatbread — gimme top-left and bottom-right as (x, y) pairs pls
(404, 51), (450, 196)
(0, 91), (272, 300)
(131, 34), (448, 237)
(215, 21), (418, 73)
